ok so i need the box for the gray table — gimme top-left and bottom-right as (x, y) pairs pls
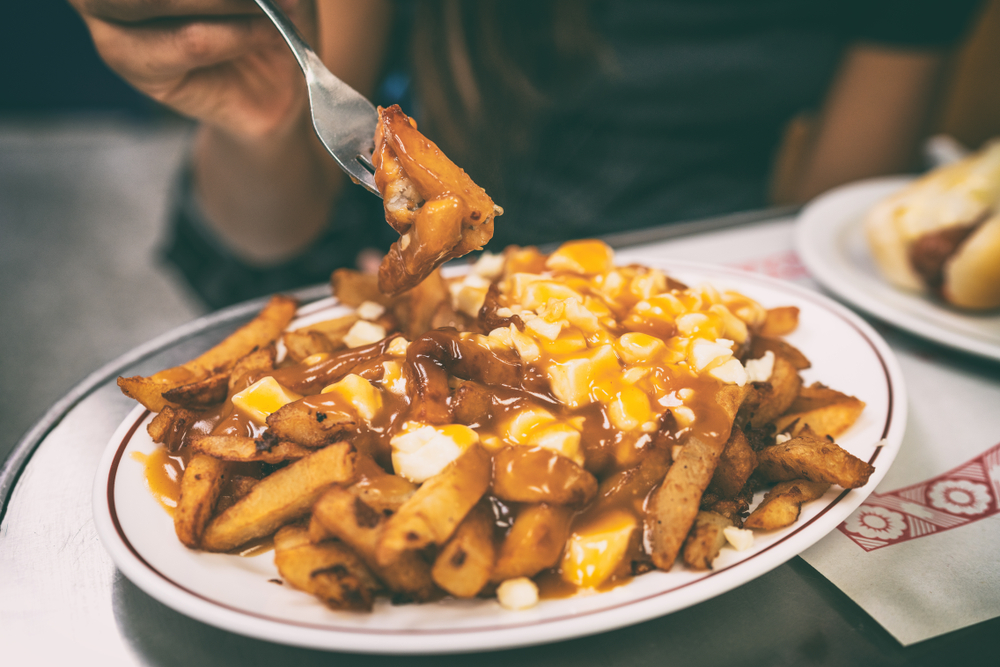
(2, 210), (996, 666)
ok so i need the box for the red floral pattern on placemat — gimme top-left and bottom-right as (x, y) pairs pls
(729, 250), (810, 281)
(839, 442), (1000, 551)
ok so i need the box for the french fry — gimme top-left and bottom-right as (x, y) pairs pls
(174, 453), (230, 548)
(201, 442), (356, 552)
(190, 435), (313, 464)
(756, 426), (874, 488)
(332, 269), (389, 307)
(147, 406), (200, 451)
(773, 383), (866, 439)
(492, 446), (597, 505)
(376, 444), (491, 565)
(748, 336), (811, 371)
(161, 373), (230, 409)
(119, 295), (296, 412)
(266, 399), (358, 448)
(351, 454), (418, 515)
(283, 330), (336, 363)
(681, 511), (733, 570)
(492, 503), (572, 582)
(759, 306), (800, 337)
(646, 385), (749, 570)
(432, 503), (496, 598)
(312, 486), (438, 601)
(748, 353), (802, 428)
(274, 525), (381, 611)
(707, 428), (757, 499)
(744, 479), (830, 531)
(227, 346), (277, 392)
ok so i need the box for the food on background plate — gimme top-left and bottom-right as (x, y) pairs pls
(865, 140), (1000, 310)
(120, 239), (875, 612)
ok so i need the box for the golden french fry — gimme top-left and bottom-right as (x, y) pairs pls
(759, 306), (800, 337)
(118, 295), (297, 412)
(350, 454), (418, 515)
(312, 486), (438, 601)
(283, 330), (336, 363)
(756, 426), (874, 488)
(744, 479), (830, 531)
(432, 503), (496, 598)
(376, 444), (491, 566)
(492, 503), (572, 582)
(332, 269), (389, 307)
(748, 353), (802, 428)
(749, 336), (811, 371)
(681, 511), (733, 570)
(161, 373), (230, 409)
(773, 383), (866, 439)
(274, 525), (380, 611)
(147, 406), (200, 450)
(492, 446), (597, 506)
(707, 428), (757, 499)
(190, 435), (313, 464)
(227, 345), (277, 393)
(266, 399), (358, 448)
(201, 442), (355, 552)
(646, 385), (749, 570)
(174, 453), (230, 548)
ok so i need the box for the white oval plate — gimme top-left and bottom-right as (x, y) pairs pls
(93, 261), (906, 654)
(795, 176), (1000, 361)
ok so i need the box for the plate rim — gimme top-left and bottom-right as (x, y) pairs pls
(794, 175), (1000, 362)
(92, 260), (907, 654)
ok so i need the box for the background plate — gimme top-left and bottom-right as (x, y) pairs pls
(795, 176), (1000, 361)
(93, 261), (906, 654)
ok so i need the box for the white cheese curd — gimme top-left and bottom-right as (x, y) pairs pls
(723, 526), (754, 551)
(390, 423), (479, 483)
(496, 577), (539, 610)
(344, 320), (387, 348)
(744, 350), (775, 383)
(356, 300), (386, 321)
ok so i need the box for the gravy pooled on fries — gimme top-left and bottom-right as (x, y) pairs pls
(122, 240), (874, 611)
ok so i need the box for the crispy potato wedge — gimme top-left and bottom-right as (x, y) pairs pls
(161, 373), (230, 409)
(707, 428), (758, 499)
(492, 503), (573, 582)
(759, 306), (800, 337)
(749, 336), (811, 371)
(492, 446), (597, 506)
(432, 503), (496, 598)
(201, 442), (356, 552)
(744, 479), (830, 531)
(646, 385), (749, 570)
(227, 346), (277, 393)
(376, 444), (491, 565)
(147, 406), (200, 451)
(332, 269), (389, 307)
(118, 295), (297, 412)
(312, 486), (438, 601)
(756, 427), (874, 488)
(351, 454), (418, 515)
(274, 525), (380, 611)
(214, 474), (260, 515)
(190, 435), (313, 464)
(681, 511), (733, 570)
(174, 453), (231, 548)
(400, 268), (450, 339)
(451, 380), (493, 426)
(773, 383), (866, 439)
(266, 399), (358, 448)
(748, 353), (802, 429)
(283, 330), (336, 363)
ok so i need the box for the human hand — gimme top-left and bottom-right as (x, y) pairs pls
(69, 0), (314, 139)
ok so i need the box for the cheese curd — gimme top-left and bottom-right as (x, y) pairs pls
(390, 422), (480, 483)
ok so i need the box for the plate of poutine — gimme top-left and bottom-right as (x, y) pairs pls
(93, 243), (905, 654)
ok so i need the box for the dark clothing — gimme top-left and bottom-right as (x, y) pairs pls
(163, 0), (982, 309)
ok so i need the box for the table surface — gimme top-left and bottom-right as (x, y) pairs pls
(2, 211), (997, 667)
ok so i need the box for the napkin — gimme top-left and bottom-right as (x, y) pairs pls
(628, 220), (1000, 645)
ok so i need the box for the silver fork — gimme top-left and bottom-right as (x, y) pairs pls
(253, 0), (380, 197)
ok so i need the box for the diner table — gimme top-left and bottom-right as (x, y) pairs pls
(2, 204), (998, 666)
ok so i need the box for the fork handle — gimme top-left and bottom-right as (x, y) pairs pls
(253, 0), (320, 75)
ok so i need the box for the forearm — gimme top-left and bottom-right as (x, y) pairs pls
(791, 45), (948, 202)
(194, 116), (343, 265)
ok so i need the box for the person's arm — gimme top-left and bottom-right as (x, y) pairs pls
(69, 0), (393, 264)
(787, 44), (949, 203)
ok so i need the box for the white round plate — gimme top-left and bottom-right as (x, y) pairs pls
(93, 262), (906, 654)
(795, 176), (1000, 361)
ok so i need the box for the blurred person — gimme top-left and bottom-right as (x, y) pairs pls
(67, 0), (983, 308)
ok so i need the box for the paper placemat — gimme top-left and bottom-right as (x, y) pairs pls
(625, 218), (1000, 645)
